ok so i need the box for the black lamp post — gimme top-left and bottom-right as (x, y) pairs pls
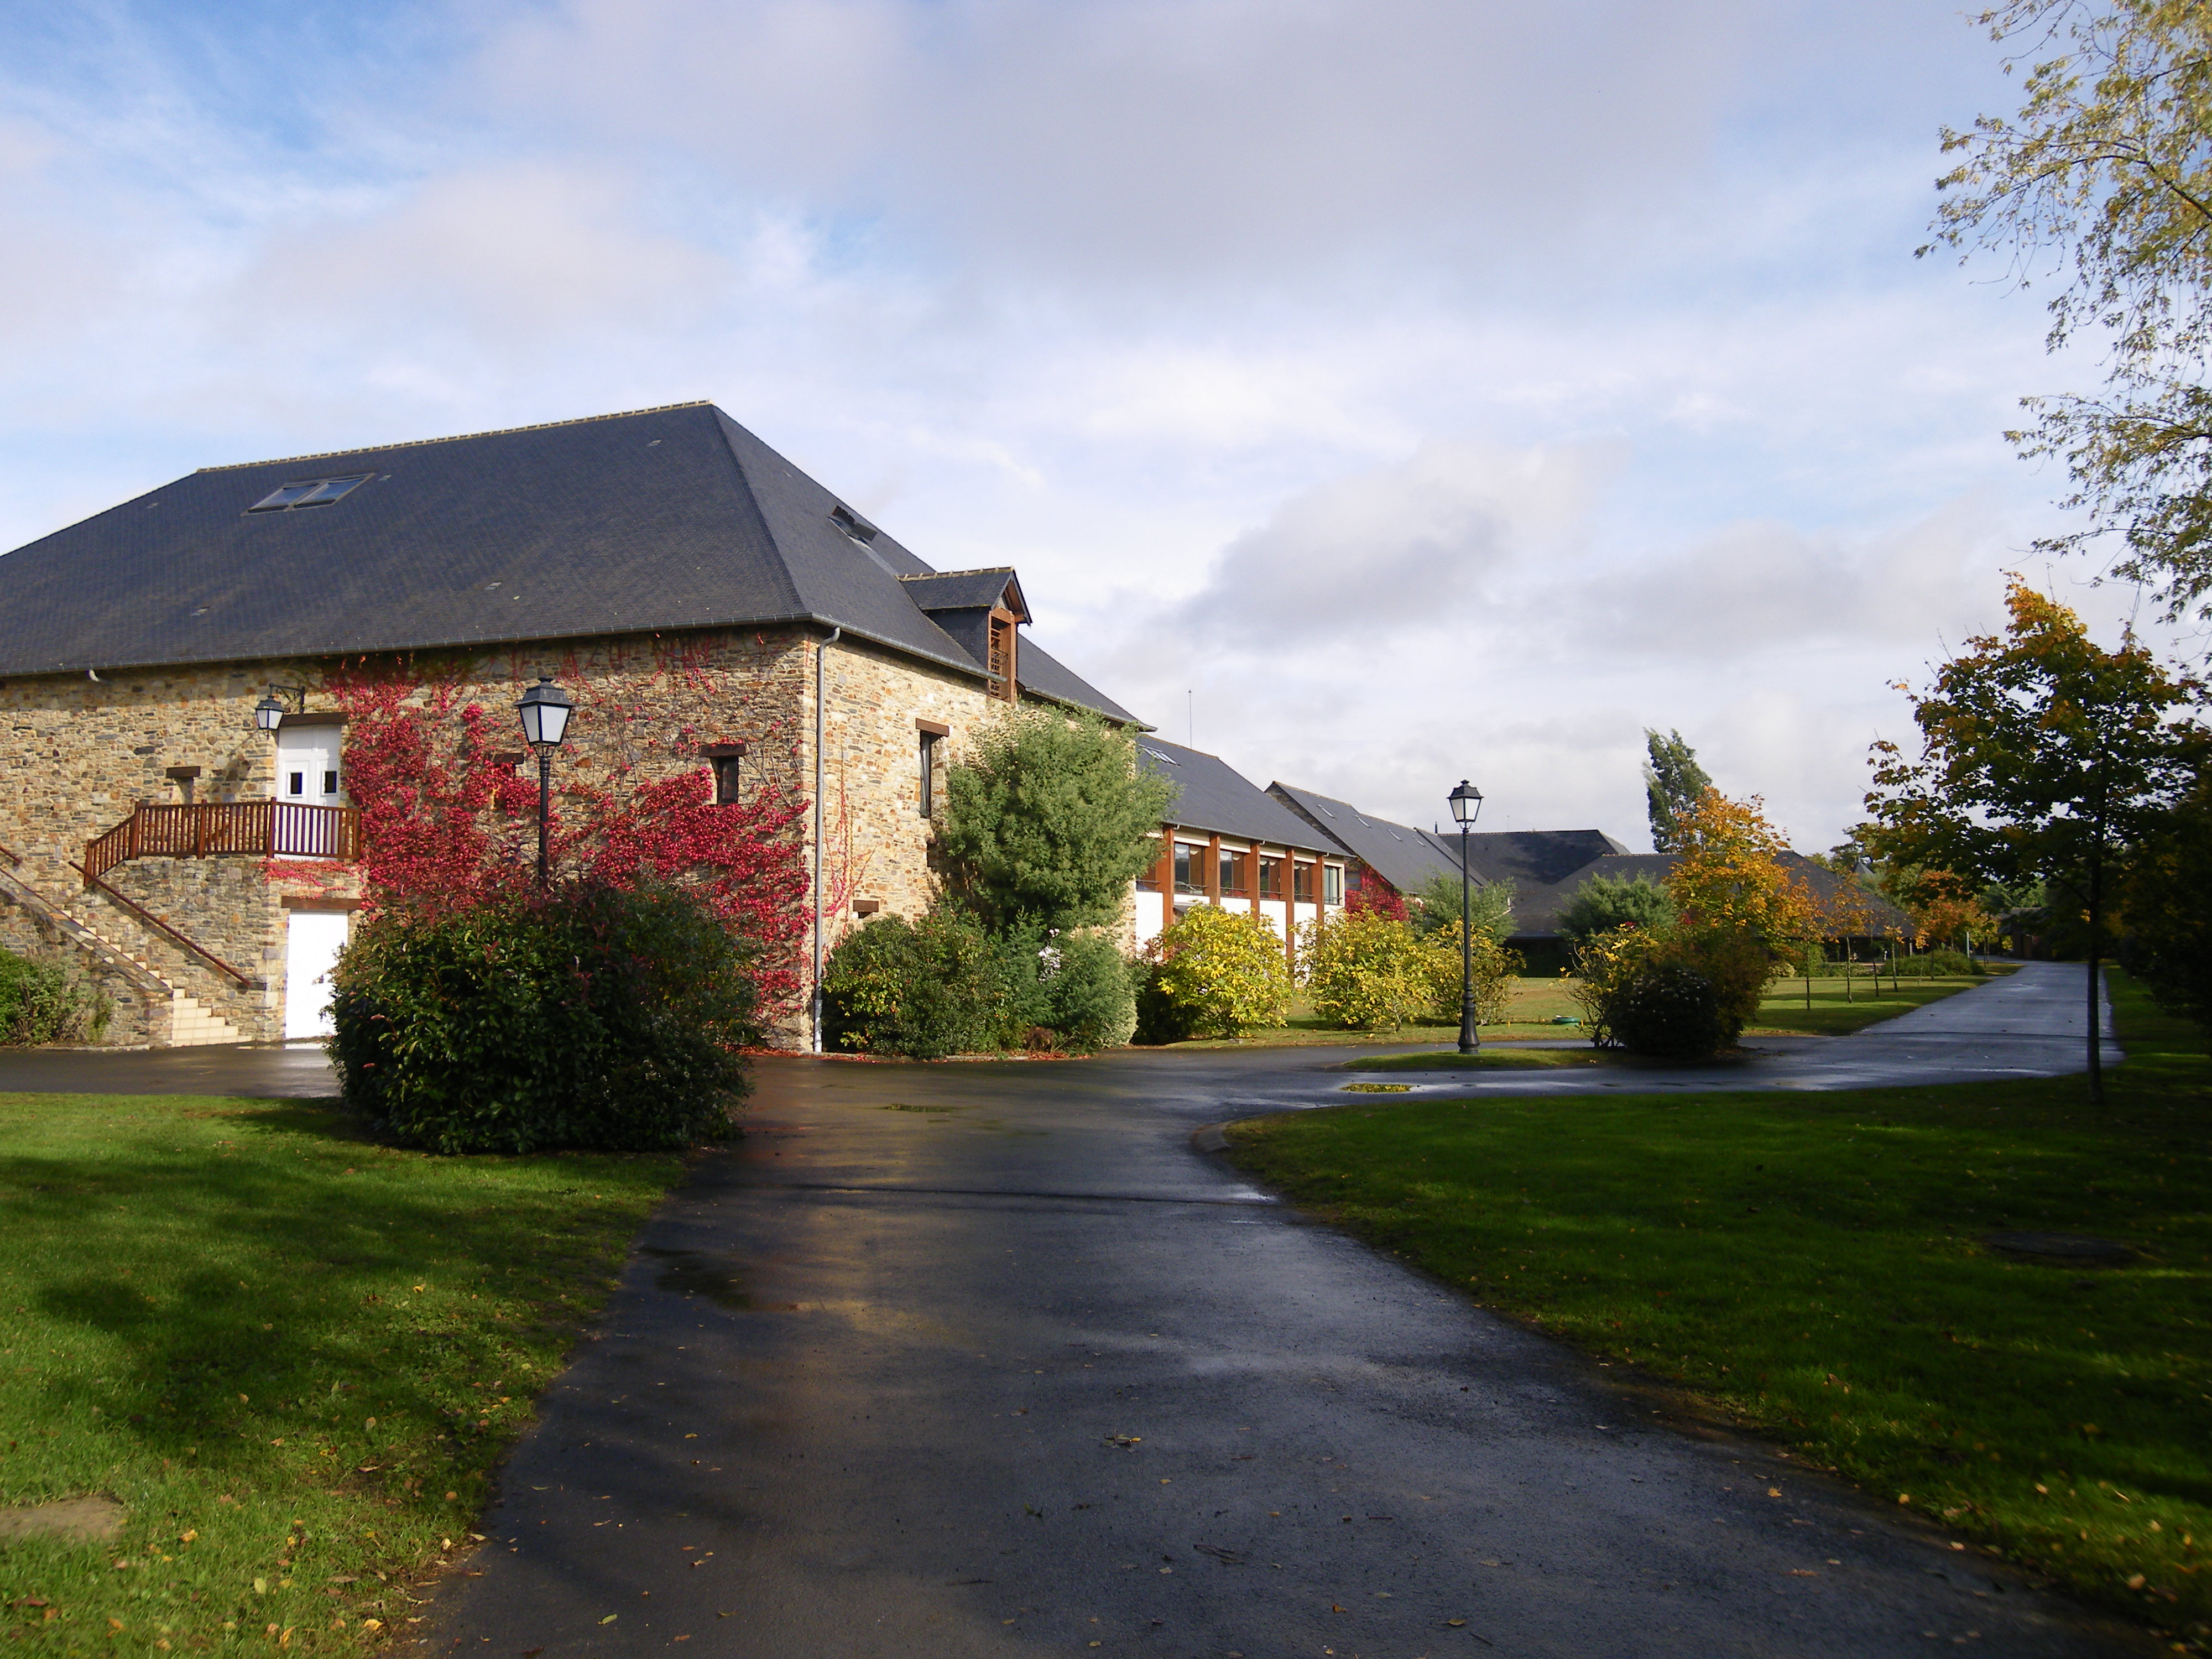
(1448, 779), (1484, 1055)
(253, 684), (305, 732)
(518, 677), (574, 886)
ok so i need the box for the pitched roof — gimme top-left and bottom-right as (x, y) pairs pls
(1454, 828), (1632, 889)
(1266, 782), (1465, 893)
(0, 401), (1134, 722)
(1139, 741), (1341, 854)
(1508, 851), (1913, 940)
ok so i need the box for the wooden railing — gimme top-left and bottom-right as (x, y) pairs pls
(83, 802), (362, 882)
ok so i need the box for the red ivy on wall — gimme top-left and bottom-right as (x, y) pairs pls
(325, 661), (810, 1016)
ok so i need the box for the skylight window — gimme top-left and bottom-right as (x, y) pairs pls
(830, 504), (878, 544)
(247, 475), (371, 513)
(1139, 746), (1180, 766)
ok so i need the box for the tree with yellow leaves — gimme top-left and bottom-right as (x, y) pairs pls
(1665, 788), (1817, 945)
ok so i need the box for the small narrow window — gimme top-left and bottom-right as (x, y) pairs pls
(288, 771), (304, 796)
(1258, 858), (1279, 898)
(919, 731), (940, 817)
(1324, 865), (1343, 905)
(1219, 854), (1240, 894)
(1173, 844), (1196, 894)
(711, 755), (743, 805)
(322, 770), (339, 796)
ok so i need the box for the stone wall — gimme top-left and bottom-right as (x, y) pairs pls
(0, 623), (1042, 1047)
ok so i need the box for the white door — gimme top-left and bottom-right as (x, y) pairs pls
(274, 727), (343, 806)
(284, 910), (350, 1040)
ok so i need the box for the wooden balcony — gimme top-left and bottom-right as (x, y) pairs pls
(84, 801), (362, 881)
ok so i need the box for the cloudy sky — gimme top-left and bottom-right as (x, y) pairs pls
(0, 0), (2161, 850)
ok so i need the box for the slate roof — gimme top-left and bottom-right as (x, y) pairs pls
(1455, 828), (1632, 889)
(0, 401), (1135, 722)
(1266, 782), (1464, 893)
(1139, 741), (1340, 854)
(1510, 852), (1912, 940)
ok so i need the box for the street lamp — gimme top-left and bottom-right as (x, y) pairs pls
(253, 684), (305, 732)
(518, 676), (574, 886)
(1447, 779), (1484, 1055)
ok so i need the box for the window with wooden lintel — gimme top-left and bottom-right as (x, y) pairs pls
(701, 743), (745, 805)
(916, 719), (948, 817)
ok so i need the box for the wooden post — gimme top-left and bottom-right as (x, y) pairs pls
(1205, 832), (1221, 904)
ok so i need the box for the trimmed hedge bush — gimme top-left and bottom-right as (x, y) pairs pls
(822, 911), (1135, 1057)
(1603, 962), (1730, 1058)
(822, 910), (1001, 1058)
(1893, 948), (1985, 978)
(0, 950), (109, 1046)
(1040, 931), (1138, 1052)
(329, 880), (760, 1154)
(1574, 925), (1773, 1058)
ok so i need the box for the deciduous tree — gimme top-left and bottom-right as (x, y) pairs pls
(1665, 789), (1816, 945)
(1862, 577), (2208, 1099)
(1929, 0), (2212, 620)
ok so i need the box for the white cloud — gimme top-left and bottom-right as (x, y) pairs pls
(0, 0), (2142, 858)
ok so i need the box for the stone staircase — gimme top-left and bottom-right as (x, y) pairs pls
(0, 861), (242, 1047)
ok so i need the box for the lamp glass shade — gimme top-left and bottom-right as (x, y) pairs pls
(1447, 779), (1484, 826)
(518, 677), (575, 748)
(253, 694), (286, 732)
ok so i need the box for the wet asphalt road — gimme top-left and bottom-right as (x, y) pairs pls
(399, 963), (2154, 1658)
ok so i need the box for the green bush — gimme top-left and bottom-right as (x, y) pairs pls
(1299, 910), (1432, 1030)
(1417, 920), (1521, 1027)
(1136, 905), (1292, 1041)
(825, 912), (1136, 1057)
(1893, 949), (1983, 977)
(1574, 925), (1773, 1058)
(1409, 873), (1516, 943)
(1555, 872), (1679, 946)
(822, 910), (1000, 1059)
(0, 949), (109, 1046)
(1604, 963), (1730, 1058)
(329, 880), (759, 1154)
(1040, 931), (1138, 1052)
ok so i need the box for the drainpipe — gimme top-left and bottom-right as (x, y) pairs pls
(811, 626), (842, 1053)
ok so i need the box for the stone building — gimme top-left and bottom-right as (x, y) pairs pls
(0, 401), (1135, 1048)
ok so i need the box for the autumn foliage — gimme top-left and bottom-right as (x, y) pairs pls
(327, 662), (810, 1018)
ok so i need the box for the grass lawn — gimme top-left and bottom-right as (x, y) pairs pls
(0, 1093), (684, 1651)
(1751, 970), (2012, 1038)
(1151, 978), (1595, 1050)
(1164, 971), (1996, 1052)
(1224, 971), (2212, 1639)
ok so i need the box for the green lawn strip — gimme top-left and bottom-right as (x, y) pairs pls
(1223, 972), (2212, 1635)
(0, 1093), (682, 1651)
(1749, 974), (2000, 1037)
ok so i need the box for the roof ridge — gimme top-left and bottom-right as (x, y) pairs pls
(194, 400), (716, 473)
(898, 566), (1016, 581)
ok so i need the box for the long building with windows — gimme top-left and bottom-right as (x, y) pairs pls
(1134, 739), (1347, 961)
